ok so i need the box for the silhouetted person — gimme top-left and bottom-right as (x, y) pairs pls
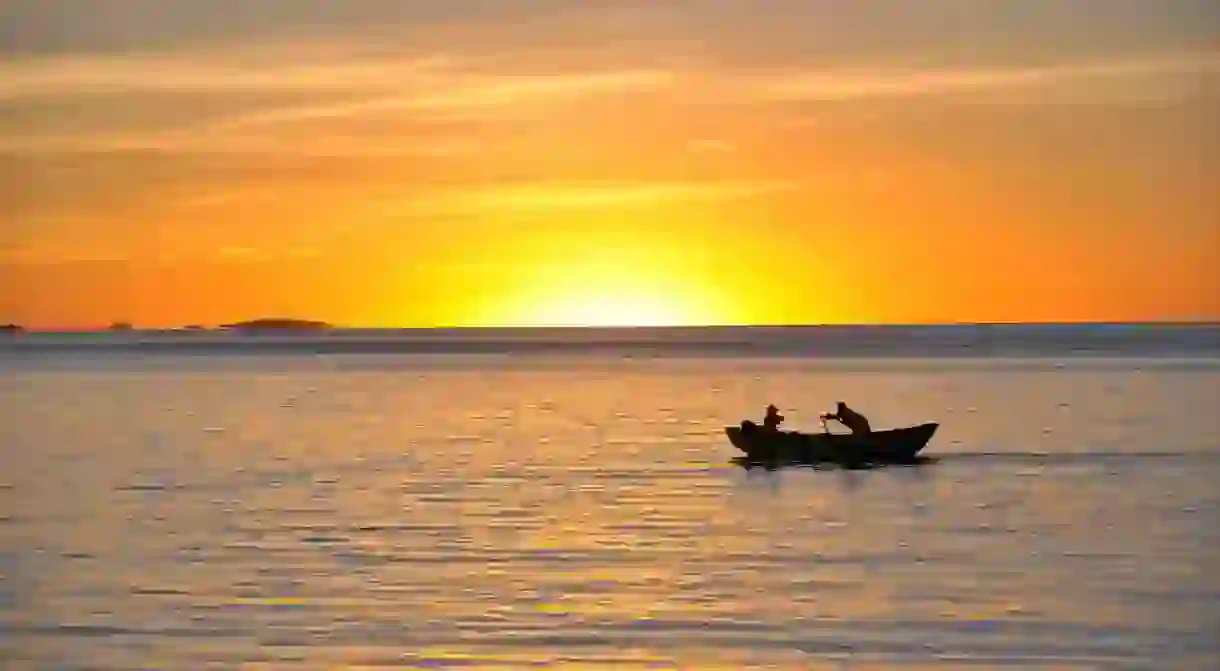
(763, 404), (785, 431)
(822, 401), (871, 436)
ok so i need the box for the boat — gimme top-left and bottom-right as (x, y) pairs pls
(724, 420), (939, 465)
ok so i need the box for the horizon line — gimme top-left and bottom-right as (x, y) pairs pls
(5, 319), (1218, 334)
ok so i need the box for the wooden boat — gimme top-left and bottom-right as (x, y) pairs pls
(724, 420), (938, 465)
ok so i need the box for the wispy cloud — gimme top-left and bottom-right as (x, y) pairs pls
(0, 242), (134, 264)
(0, 35), (463, 97)
(213, 69), (675, 128)
(0, 46), (672, 118)
(748, 51), (1220, 103)
(2, 32), (1214, 161)
(0, 39), (677, 156)
(388, 180), (797, 216)
(0, 131), (486, 158)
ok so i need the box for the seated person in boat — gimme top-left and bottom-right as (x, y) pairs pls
(821, 401), (871, 436)
(763, 404), (785, 431)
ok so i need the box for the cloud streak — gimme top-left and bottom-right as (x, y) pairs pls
(0, 131), (487, 158)
(0, 48), (458, 99)
(379, 180), (799, 218)
(8, 42), (1210, 104)
(0, 34), (1215, 160)
(212, 69), (676, 129)
(0, 40), (678, 156)
(749, 50), (1220, 103)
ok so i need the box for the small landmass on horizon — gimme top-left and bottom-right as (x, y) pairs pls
(0, 318), (334, 333)
(220, 318), (333, 331)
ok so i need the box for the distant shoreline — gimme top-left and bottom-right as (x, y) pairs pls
(1, 322), (1216, 361)
(218, 318), (332, 331)
(2, 320), (1218, 334)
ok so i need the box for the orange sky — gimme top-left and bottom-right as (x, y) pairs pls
(2, 1), (1218, 328)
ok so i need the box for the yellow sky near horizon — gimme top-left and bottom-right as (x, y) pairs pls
(2, 1), (1218, 328)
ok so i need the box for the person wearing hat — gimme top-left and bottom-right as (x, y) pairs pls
(763, 404), (785, 431)
(821, 401), (871, 436)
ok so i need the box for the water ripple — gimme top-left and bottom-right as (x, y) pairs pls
(2, 356), (1217, 668)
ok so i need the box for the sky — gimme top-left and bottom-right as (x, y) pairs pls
(2, 1), (1218, 328)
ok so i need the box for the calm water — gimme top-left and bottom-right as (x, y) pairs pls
(2, 344), (1219, 668)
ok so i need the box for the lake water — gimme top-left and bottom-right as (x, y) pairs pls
(2, 327), (1218, 669)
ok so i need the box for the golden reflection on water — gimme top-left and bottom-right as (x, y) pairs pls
(1, 357), (1217, 668)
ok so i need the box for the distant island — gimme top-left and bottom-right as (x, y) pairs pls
(220, 318), (332, 332)
(1, 323), (23, 335)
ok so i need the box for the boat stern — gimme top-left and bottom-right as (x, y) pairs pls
(723, 425), (751, 453)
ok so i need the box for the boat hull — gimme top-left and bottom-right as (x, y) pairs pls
(725, 422), (938, 464)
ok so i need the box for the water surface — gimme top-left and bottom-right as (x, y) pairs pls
(2, 350), (1218, 669)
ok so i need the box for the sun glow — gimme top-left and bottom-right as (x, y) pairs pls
(469, 246), (732, 327)
(521, 290), (693, 327)
(481, 275), (723, 327)
(447, 221), (744, 327)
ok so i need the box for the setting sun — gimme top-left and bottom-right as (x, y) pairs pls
(472, 247), (733, 327)
(508, 290), (697, 328)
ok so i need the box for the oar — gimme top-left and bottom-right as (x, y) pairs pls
(820, 414), (840, 434)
